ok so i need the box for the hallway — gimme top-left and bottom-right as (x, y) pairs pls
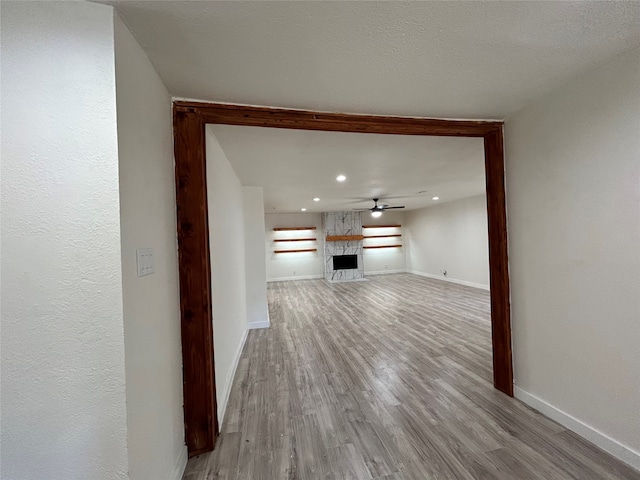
(183, 274), (638, 479)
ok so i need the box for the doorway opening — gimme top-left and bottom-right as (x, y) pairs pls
(173, 102), (511, 456)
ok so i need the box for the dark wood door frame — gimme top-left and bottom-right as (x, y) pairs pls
(173, 101), (513, 456)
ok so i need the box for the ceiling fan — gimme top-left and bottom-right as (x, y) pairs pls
(354, 198), (405, 217)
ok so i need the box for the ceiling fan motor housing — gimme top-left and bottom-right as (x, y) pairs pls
(353, 198), (405, 212)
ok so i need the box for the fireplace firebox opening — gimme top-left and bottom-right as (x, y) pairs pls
(333, 254), (357, 270)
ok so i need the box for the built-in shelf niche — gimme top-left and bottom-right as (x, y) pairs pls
(273, 226), (318, 254)
(362, 225), (403, 249)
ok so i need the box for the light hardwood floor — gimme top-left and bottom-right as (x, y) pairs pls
(184, 274), (639, 479)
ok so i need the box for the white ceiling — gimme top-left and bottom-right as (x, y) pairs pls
(209, 125), (485, 213)
(109, 1), (640, 119)
(108, 1), (638, 214)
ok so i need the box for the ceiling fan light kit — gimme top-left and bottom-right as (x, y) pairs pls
(355, 198), (405, 217)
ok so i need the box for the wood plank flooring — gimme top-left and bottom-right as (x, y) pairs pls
(183, 274), (639, 480)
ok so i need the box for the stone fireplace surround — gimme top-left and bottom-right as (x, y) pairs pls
(323, 212), (364, 282)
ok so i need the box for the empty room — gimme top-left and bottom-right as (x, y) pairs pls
(196, 124), (502, 477)
(2, 2), (639, 480)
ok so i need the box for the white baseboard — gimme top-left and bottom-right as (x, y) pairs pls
(267, 274), (323, 282)
(248, 320), (270, 329)
(514, 386), (640, 471)
(171, 445), (188, 480)
(218, 327), (249, 424)
(409, 270), (489, 291)
(365, 269), (406, 276)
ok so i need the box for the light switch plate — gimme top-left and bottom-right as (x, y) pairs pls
(136, 248), (155, 277)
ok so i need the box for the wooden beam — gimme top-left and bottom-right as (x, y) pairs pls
(173, 106), (218, 455)
(484, 127), (513, 396)
(175, 102), (501, 137)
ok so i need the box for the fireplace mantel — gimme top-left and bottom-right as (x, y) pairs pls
(326, 234), (364, 242)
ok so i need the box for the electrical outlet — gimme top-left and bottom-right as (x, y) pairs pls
(293, 271), (296, 276)
(384, 264), (388, 270)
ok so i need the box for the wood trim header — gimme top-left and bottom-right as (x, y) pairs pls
(174, 102), (501, 137)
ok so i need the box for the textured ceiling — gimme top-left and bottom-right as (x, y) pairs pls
(109, 1), (640, 119)
(108, 1), (639, 214)
(209, 125), (485, 213)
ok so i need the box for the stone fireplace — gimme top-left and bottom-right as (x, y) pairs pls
(323, 212), (364, 281)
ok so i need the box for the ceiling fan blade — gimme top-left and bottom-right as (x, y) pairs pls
(382, 206), (405, 209)
(352, 208), (372, 212)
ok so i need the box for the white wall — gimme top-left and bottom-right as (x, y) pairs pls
(1, 3), (129, 479)
(506, 46), (640, 468)
(405, 195), (489, 289)
(266, 211), (407, 280)
(265, 213), (324, 281)
(114, 15), (186, 480)
(205, 127), (249, 422)
(243, 187), (269, 328)
(362, 210), (406, 274)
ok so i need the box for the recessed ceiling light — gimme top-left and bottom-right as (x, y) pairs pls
(432, 196), (439, 200)
(336, 175), (346, 182)
(313, 197), (320, 202)
(301, 208), (307, 211)
(371, 211), (383, 218)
